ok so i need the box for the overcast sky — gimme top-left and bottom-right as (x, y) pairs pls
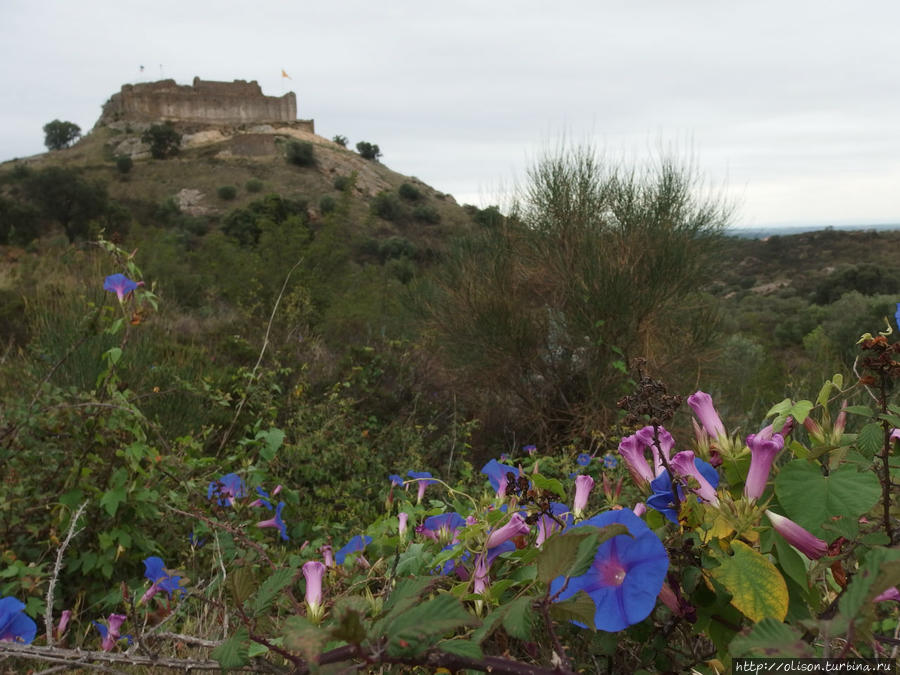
(2, 1), (898, 228)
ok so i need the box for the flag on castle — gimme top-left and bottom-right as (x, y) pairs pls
(281, 69), (292, 80)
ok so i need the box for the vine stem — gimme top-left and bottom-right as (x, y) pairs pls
(218, 257), (303, 454)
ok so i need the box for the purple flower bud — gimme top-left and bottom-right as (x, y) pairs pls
(398, 512), (409, 537)
(803, 417), (826, 443)
(573, 475), (594, 518)
(321, 545), (334, 568)
(618, 434), (654, 487)
(632, 502), (646, 517)
(472, 554), (490, 595)
(635, 425), (675, 476)
(302, 560), (326, 618)
(765, 510), (827, 560)
(874, 587), (900, 603)
(687, 391), (727, 440)
(669, 451), (720, 505)
(56, 609), (71, 638)
(485, 512), (529, 549)
(744, 432), (784, 500)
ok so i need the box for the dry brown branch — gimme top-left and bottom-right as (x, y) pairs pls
(0, 642), (277, 673)
(44, 500), (88, 646)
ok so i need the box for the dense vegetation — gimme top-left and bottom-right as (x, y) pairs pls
(0, 132), (897, 672)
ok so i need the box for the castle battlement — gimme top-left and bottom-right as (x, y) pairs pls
(97, 77), (299, 126)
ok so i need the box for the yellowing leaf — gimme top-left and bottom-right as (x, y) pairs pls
(700, 513), (735, 544)
(710, 540), (788, 622)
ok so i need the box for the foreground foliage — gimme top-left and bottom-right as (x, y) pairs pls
(0, 239), (897, 674)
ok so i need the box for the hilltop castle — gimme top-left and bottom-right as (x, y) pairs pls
(97, 77), (312, 129)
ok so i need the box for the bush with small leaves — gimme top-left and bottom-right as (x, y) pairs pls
(412, 204), (441, 224)
(319, 195), (336, 214)
(332, 134), (348, 147)
(286, 140), (315, 167)
(356, 141), (381, 161)
(398, 183), (422, 201)
(371, 191), (402, 221)
(115, 156), (133, 175)
(333, 175), (352, 192)
(245, 178), (264, 193)
(142, 123), (181, 159)
(217, 185), (237, 201)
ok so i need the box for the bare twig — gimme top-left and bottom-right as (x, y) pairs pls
(218, 258), (304, 454)
(0, 642), (276, 672)
(44, 501), (88, 646)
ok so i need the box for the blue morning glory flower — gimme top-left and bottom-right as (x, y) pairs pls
(389, 474), (404, 487)
(103, 273), (140, 302)
(257, 501), (289, 541)
(0, 596), (37, 644)
(336, 535), (373, 565)
(207, 473), (247, 506)
(480, 459), (517, 496)
(550, 509), (668, 632)
(603, 454), (618, 469)
(577, 453), (592, 467)
(646, 458), (720, 523)
(141, 556), (186, 603)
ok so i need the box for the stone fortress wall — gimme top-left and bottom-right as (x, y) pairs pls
(98, 77), (312, 130)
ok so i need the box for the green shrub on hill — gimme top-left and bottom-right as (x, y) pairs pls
(142, 122), (181, 159)
(286, 140), (315, 167)
(245, 178), (264, 193)
(217, 185), (237, 200)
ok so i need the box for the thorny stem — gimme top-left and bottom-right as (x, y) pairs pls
(878, 373), (895, 544)
(44, 501), (88, 646)
(540, 592), (571, 672)
(653, 422), (681, 512)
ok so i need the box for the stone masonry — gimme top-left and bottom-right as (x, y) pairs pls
(97, 77), (303, 126)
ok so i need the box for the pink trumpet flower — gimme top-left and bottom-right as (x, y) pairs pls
(398, 512), (409, 537)
(618, 434), (654, 487)
(765, 510), (827, 560)
(573, 475), (594, 518)
(302, 560), (326, 620)
(743, 432), (784, 500)
(485, 513), (529, 550)
(632, 502), (646, 517)
(687, 391), (727, 440)
(321, 545), (334, 568)
(669, 451), (720, 505)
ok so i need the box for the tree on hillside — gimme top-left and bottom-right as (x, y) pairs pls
(424, 146), (730, 443)
(356, 141), (381, 161)
(142, 122), (182, 159)
(24, 167), (109, 242)
(43, 120), (81, 151)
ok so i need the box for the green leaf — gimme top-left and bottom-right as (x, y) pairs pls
(844, 405), (874, 417)
(229, 567), (256, 604)
(775, 461), (882, 538)
(772, 532), (809, 590)
(283, 615), (326, 664)
(330, 604), (369, 645)
(470, 607), (504, 644)
(877, 413), (900, 428)
(382, 577), (435, 615)
(211, 627), (250, 669)
(536, 525), (629, 584)
(857, 423), (884, 458)
(729, 618), (813, 657)
(384, 594), (479, 657)
(104, 347), (123, 365)
(252, 567), (295, 616)
(549, 591), (596, 629)
(815, 381), (832, 408)
(259, 427), (285, 462)
(766, 398), (792, 417)
(531, 473), (566, 500)
(501, 596), (536, 640)
(838, 547), (900, 623)
(99, 486), (127, 517)
(710, 541), (788, 622)
(789, 400), (814, 424)
(439, 639), (483, 660)
(395, 542), (428, 576)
